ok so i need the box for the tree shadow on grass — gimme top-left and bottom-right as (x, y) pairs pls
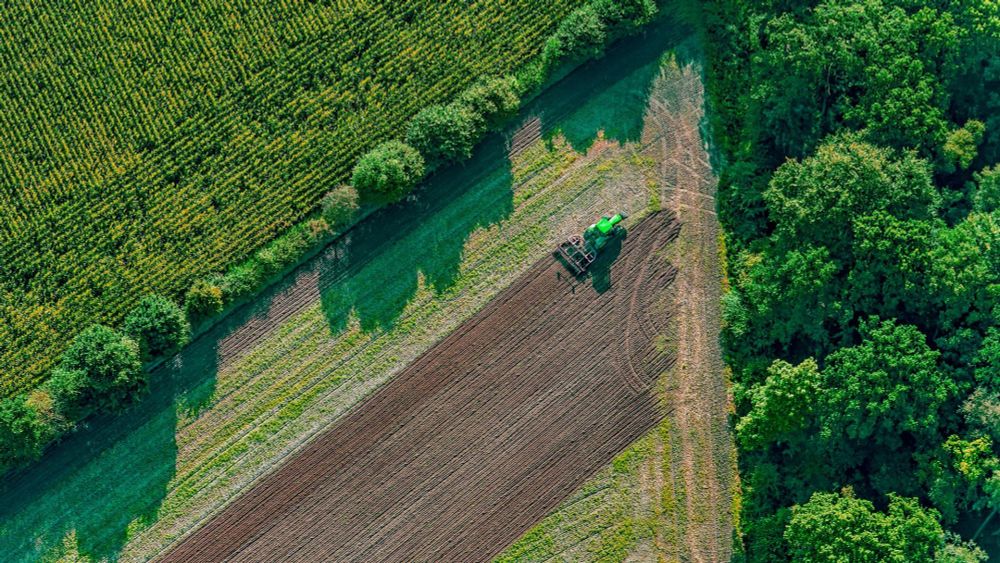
(528, 11), (696, 155)
(319, 134), (515, 334)
(0, 334), (219, 561)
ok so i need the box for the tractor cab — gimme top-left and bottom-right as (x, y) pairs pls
(556, 212), (628, 275)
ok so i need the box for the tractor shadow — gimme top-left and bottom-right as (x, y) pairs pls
(589, 233), (625, 294)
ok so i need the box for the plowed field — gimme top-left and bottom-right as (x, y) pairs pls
(162, 213), (678, 562)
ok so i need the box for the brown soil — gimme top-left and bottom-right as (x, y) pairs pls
(161, 213), (680, 563)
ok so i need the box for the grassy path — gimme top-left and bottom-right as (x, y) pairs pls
(497, 27), (738, 563)
(0, 20), (683, 563)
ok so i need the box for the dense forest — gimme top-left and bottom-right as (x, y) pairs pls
(704, 0), (1000, 560)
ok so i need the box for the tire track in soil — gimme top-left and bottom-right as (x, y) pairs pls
(161, 213), (678, 563)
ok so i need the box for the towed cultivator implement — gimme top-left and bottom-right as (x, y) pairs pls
(556, 212), (627, 275)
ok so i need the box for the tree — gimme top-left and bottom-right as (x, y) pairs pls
(60, 325), (144, 413)
(405, 104), (482, 167)
(0, 395), (58, 465)
(973, 165), (1000, 213)
(320, 184), (360, 228)
(923, 436), (1000, 523)
(725, 244), (842, 359)
(351, 140), (425, 201)
(936, 532), (988, 562)
(455, 76), (520, 131)
(44, 367), (89, 421)
(124, 294), (190, 359)
(185, 279), (224, 319)
(961, 389), (1000, 442)
(738, 358), (821, 450)
(848, 212), (938, 324)
(543, 5), (607, 66)
(928, 214), (1000, 335)
(941, 120), (986, 172)
(764, 133), (940, 255)
(819, 318), (954, 449)
(785, 488), (944, 563)
(974, 329), (1000, 390)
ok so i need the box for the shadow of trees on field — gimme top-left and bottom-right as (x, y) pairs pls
(318, 135), (515, 334)
(0, 9), (697, 562)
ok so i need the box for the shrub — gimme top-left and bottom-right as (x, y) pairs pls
(592, 0), (658, 31)
(513, 60), (548, 97)
(257, 226), (316, 275)
(60, 325), (144, 413)
(351, 140), (425, 201)
(185, 279), (224, 319)
(44, 367), (89, 421)
(455, 76), (521, 131)
(405, 103), (484, 167)
(321, 184), (361, 228)
(0, 395), (58, 465)
(220, 262), (265, 301)
(124, 294), (191, 359)
(543, 5), (607, 67)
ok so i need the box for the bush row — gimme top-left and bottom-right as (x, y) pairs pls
(0, 296), (189, 466)
(0, 0), (661, 466)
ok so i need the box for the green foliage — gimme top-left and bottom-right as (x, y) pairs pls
(974, 329), (1000, 389)
(456, 76), (520, 131)
(543, 5), (607, 66)
(592, 0), (658, 31)
(723, 244), (840, 359)
(43, 367), (90, 422)
(819, 318), (953, 448)
(707, 0), (1000, 556)
(123, 295), (190, 359)
(936, 532), (989, 562)
(973, 165), (1000, 213)
(351, 140), (425, 201)
(0, 394), (58, 466)
(752, 0), (961, 157)
(184, 279), (224, 320)
(922, 436), (1000, 523)
(738, 359), (821, 450)
(405, 104), (483, 168)
(847, 212), (940, 323)
(785, 489), (944, 563)
(60, 325), (144, 413)
(942, 121), (986, 172)
(764, 134), (939, 253)
(321, 185), (360, 229)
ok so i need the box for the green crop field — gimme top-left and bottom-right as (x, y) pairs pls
(0, 0), (580, 397)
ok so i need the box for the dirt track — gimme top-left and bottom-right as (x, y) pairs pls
(161, 213), (678, 562)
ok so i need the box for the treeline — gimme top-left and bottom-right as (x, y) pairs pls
(703, 0), (1000, 560)
(0, 0), (660, 468)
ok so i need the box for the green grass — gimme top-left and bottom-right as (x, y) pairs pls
(0, 0), (582, 396)
(0, 33), (669, 561)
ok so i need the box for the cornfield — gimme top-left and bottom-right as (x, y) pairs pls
(0, 0), (581, 397)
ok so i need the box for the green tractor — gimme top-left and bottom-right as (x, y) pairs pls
(556, 212), (628, 275)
